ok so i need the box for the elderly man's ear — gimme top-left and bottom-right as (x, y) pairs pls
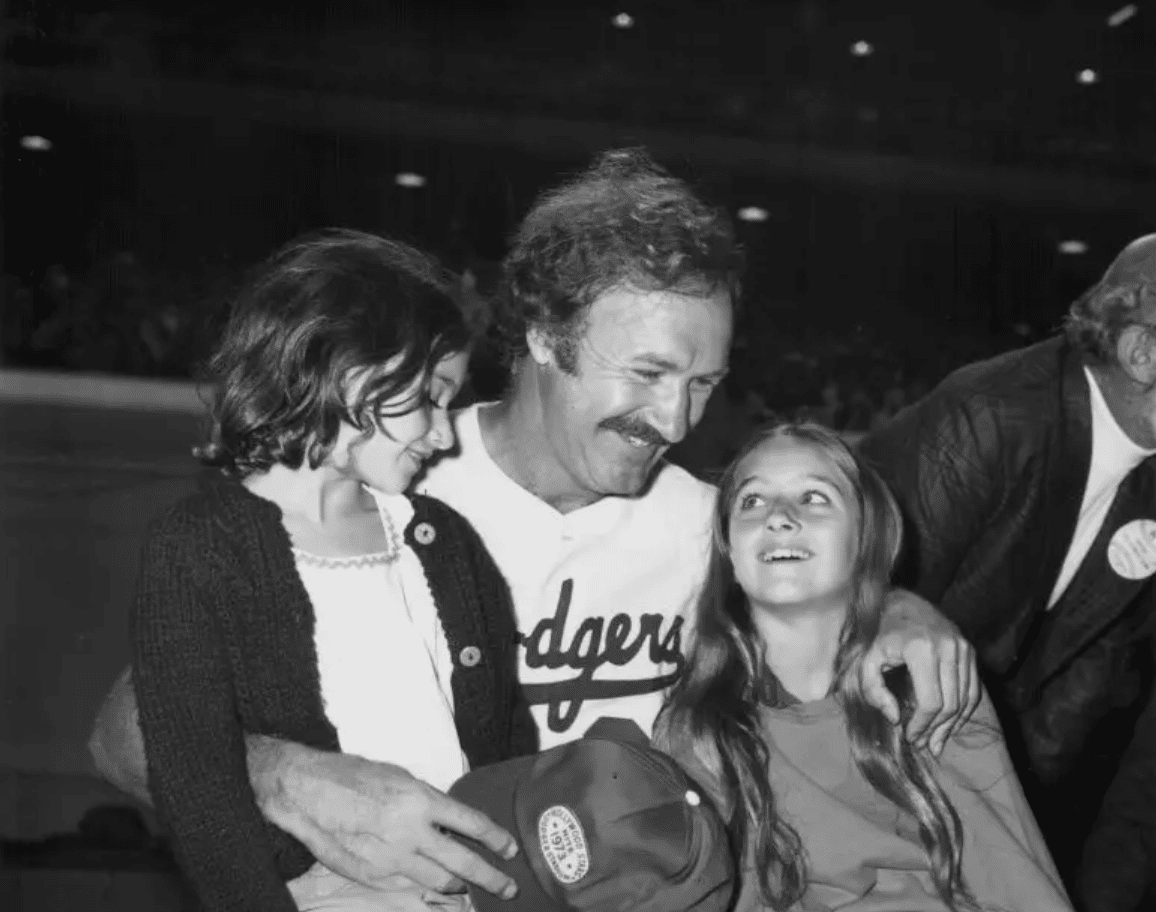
(1116, 324), (1156, 387)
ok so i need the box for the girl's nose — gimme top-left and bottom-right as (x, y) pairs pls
(427, 408), (455, 452)
(766, 502), (799, 531)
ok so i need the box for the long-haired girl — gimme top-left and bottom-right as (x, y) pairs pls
(657, 422), (1072, 912)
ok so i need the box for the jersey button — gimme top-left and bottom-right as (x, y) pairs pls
(414, 522), (437, 545)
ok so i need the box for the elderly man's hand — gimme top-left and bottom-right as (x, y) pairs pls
(859, 588), (981, 755)
(251, 739), (520, 900)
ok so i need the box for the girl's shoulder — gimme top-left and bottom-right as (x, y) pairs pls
(146, 473), (278, 553)
(937, 692), (1016, 791)
(406, 492), (489, 554)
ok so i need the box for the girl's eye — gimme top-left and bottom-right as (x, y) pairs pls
(802, 490), (831, 506)
(739, 493), (763, 510)
(635, 370), (662, 383)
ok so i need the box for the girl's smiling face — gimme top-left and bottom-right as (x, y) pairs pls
(726, 437), (860, 612)
(328, 349), (469, 494)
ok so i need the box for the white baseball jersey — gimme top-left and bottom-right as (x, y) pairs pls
(418, 404), (716, 748)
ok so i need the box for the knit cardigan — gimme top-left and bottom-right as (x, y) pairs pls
(130, 476), (536, 912)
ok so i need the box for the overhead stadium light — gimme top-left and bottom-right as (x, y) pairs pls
(394, 172), (427, 188)
(1077, 68), (1099, 84)
(737, 206), (770, 223)
(612, 12), (635, 29)
(851, 40), (873, 57)
(20, 135), (53, 151)
(1107, 4), (1137, 27)
(1059, 240), (1089, 255)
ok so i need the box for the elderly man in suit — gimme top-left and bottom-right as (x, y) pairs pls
(860, 234), (1156, 912)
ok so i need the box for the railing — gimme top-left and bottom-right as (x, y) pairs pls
(0, 368), (202, 414)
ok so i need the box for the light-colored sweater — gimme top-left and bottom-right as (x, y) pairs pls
(671, 693), (1073, 912)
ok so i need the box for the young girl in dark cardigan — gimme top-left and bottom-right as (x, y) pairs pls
(131, 229), (535, 912)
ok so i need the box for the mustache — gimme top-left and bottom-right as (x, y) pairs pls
(599, 416), (671, 448)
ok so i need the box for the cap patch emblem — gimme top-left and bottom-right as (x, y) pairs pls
(538, 805), (590, 884)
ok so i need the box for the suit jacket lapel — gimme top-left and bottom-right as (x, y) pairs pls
(1033, 459), (1156, 683)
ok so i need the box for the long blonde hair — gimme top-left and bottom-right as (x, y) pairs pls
(658, 422), (977, 911)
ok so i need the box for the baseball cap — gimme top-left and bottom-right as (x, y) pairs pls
(448, 717), (735, 912)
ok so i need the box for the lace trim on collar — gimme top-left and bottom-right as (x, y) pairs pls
(292, 549), (398, 569)
(291, 490), (405, 568)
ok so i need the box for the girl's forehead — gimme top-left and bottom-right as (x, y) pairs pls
(735, 436), (844, 481)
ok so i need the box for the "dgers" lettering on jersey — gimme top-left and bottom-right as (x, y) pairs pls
(520, 579), (685, 732)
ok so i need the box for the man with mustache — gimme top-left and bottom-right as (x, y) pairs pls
(89, 148), (978, 907)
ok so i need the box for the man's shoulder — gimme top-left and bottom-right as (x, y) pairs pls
(642, 461), (718, 523)
(934, 337), (1068, 410)
(866, 338), (1068, 455)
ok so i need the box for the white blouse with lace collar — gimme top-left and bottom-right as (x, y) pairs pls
(292, 489), (468, 791)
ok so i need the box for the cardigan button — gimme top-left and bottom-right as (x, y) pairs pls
(459, 646), (482, 668)
(414, 522), (436, 545)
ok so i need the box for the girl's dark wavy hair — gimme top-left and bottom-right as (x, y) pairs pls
(657, 422), (980, 912)
(497, 147), (743, 372)
(194, 228), (469, 477)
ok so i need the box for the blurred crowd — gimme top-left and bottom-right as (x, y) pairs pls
(1, 253), (234, 377)
(0, 252), (1034, 467)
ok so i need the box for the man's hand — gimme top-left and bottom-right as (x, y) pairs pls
(251, 738), (521, 900)
(859, 588), (981, 755)
(91, 669), (522, 899)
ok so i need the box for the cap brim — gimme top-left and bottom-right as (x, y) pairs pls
(448, 756), (561, 912)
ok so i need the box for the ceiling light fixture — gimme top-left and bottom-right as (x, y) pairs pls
(394, 172), (427, 188)
(738, 206), (770, 223)
(1058, 240), (1089, 255)
(20, 135), (52, 151)
(1107, 4), (1137, 27)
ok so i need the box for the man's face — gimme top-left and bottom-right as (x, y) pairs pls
(530, 284), (733, 502)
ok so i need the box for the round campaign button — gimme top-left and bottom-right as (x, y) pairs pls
(1107, 519), (1156, 580)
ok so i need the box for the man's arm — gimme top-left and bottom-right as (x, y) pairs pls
(856, 395), (1004, 755)
(859, 395), (1003, 604)
(89, 668), (521, 899)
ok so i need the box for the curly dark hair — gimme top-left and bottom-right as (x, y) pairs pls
(497, 147), (743, 371)
(194, 228), (469, 477)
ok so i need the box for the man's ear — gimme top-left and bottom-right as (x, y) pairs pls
(1116, 324), (1156, 386)
(525, 326), (556, 368)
